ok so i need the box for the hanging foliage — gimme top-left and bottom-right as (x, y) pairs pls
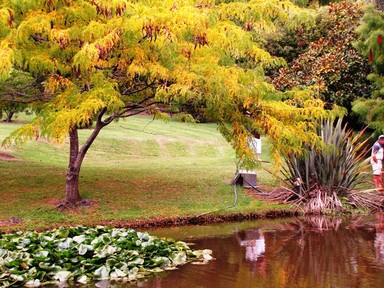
(0, 0), (343, 205)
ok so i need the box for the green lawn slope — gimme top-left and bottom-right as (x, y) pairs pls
(0, 115), (289, 231)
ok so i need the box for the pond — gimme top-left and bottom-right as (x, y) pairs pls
(97, 213), (384, 288)
(64, 213), (384, 288)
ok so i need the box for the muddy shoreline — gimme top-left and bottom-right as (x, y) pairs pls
(98, 209), (299, 229)
(0, 210), (298, 233)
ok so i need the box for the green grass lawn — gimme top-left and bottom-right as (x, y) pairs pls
(0, 115), (285, 231)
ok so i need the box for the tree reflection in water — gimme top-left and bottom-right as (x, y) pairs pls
(87, 215), (384, 288)
(233, 215), (384, 288)
(376, 212), (384, 264)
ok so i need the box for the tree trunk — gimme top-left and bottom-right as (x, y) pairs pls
(62, 107), (109, 208)
(65, 168), (82, 203)
(5, 111), (14, 123)
(65, 127), (82, 205)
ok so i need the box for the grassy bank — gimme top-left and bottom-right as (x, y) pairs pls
(0, 115), (287, 232)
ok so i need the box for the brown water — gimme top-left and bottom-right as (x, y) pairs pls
(104, 214), (384, 288)
(65, 214), (384, 288)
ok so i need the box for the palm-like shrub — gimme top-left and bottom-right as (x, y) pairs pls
(280, 118), (371, 214)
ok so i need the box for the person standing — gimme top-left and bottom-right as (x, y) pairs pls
(248, 131), (262, 161)
(371, 135), (384, 189)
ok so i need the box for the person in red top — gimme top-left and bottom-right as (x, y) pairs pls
(371, 135), (384, 190)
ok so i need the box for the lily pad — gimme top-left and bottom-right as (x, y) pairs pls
(0, 226), (213, 287)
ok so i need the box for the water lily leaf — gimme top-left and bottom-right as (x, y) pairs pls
(70, 257), (81, 264)
(55, 229), (69, 239)
(78, 244), (88, 255)
(111, 230), (128, 238)
(0, 225), (212, 285)
(63, 262), (74, 270)
(114, 262), (128, 271)
(0, 249), (6, 257)
(151, 256), (170, 268)
(10, 273), (24, 282)
(94, 265), (109, 280)
(24, 279), (41, 287)
(73, 235), (86, 244)
(105, 257), (118, 268)
(110, 268), (126, 279)
(127, 257), (144, 267)
(53, 270), (71, 282)
(38, 262), (51, 270)
(90, 237), (101, 246)
(76, 275), (88, 284)
(81, 262), (98, 274)
(40, 236), (54, 244)
(57, 238), (72, 250)
(192, 249), (213, 261)
(35, 271), (47, 281)
(175, 241), (190, 250)
(95, 244), (117, 258)
(170, 251), (187, 265)
(127, 267), (139, 280)
(18, 238), (31, 248)
(57, 249), (72, 260)
(101, 234), (112, 244)
(26, 266), (36, 276)
(34, 250), (49, 258)
(125, 250), (139, 260)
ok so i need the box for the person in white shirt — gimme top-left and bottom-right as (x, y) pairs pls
(371, 135), (384, 190)
(247, 131), (262, 161)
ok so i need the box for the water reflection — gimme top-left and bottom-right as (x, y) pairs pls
(60, 215), (384, 288)
(376, 212), (384, 264)
(236, 229), (265, 262)
(141, 215), (384, 288)
(235, 228), (266, 276)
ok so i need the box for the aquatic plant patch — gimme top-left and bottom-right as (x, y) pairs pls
(0, 226), (213, 287)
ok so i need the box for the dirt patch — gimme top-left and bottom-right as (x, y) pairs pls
(0, 153), (21, 162)
(0, 217), (22, 226)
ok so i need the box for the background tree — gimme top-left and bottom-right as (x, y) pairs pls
(0, 0), (343, 208)
(270, 1), (373, 123)
(0, 69), (45, 122)
(263, 20), (322, 67)
(353, 4), (384, 135)
(290, 0), (345, 8)
(0, 101), (26, 122)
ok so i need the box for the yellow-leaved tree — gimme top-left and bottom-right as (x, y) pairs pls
(0, 0), (344, 208)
